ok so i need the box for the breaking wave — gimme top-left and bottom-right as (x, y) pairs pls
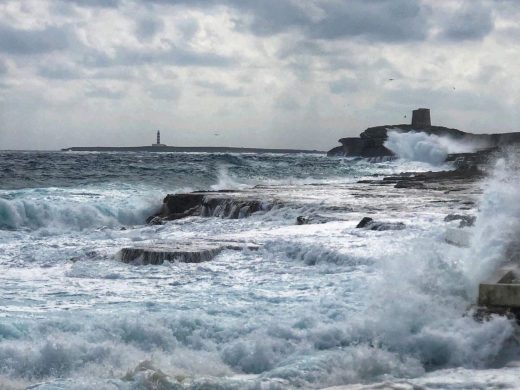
(0, 187), (160, 232)
(384, 130), (480, 165)
(463, 147), (520, 289)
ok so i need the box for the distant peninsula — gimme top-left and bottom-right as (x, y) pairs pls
(328, 108), (520, 157)
(62, 130), (322, 154)
(61, 146), (324, 154)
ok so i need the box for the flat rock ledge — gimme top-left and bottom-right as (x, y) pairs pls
(120, 242), (260, 265)
(147, 191), (275, 224)
(358, 165), (484, 190)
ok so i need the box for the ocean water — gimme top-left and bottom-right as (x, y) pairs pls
(0, 150), (519, 390)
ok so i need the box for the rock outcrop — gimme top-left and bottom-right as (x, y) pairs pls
(120, 242), (260, 265)
(355, 217), (405, 231)
(327, 108), (520, 159)
(357, 164), (484, 190)
(120, 245), (223, 265)
(146, 191), (274, 224)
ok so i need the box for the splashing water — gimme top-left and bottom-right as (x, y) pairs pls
(463, 148), (520, 291)
(384, 130), (481, 165)
(0, 150), (519, 389)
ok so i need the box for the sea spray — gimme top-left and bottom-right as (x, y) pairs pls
(384, 130), (481, 165)
(210, 164), (251, 191)
(0, 187), (161, 232)
(463, 147), (520, 292)
(1, 151), (519, 389)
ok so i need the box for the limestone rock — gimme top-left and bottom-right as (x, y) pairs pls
(120, 245), (223, 265)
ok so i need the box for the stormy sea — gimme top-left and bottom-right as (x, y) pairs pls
(1, 142), (520, 389)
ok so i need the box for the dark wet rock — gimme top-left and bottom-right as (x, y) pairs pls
(394, 181), (425, 189)
(296, 215), (336, 225)
(359, 165), (484, 191)
(297, 216), (309, 225)
(368, 222), (406, 231)
(397, 166), (483, 181)
(163, 193), (205, 215)
(120, 242), (260, 265)
(146, 192), (273, 223)
(120, 245), (223, 265)
(444, 214), (476, 227)
(356, 217), (374, 228)
(201, 196), (267, 219)
(327, 136), (393, 157)
(146, 216), (165, 225)
(446, 148), (497, 169)
(356, 217), (405, 231)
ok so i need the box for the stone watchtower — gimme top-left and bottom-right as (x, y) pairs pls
(411, 108), (431, 128)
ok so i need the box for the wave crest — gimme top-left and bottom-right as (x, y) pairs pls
(0, 188), (159, 232)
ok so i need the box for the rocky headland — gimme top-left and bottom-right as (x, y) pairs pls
(327, 108), (520, 161)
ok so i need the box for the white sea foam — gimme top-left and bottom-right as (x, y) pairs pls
(210, 164), (252, 191)
(2, 151), (520, 389)
(463, 148), (520, 291)
(0, 187), (161, 232)
(384, 130), (482, 165)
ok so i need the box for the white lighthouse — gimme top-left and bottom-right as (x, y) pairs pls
(152, 130), (165, 146)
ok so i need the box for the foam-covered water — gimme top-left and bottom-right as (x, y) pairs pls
(384, 130), (481, 165)
(0, 150), (519, 390)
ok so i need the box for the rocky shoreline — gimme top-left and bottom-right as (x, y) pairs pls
(112, 149), (520, 321)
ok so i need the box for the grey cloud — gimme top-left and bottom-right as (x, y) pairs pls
(473, 64), (502, 83)
(38, 63), (83, 80)
(439, 3), (494, 41)
(329, 77), (359, 94)
(145, 83), (180, 100)
(145, 0), (429, 42)
(276, 39), (330, 60)
(308, 1), (427, 42)
(0, 59), (7, 74)
(231, 0), (312, 36)
(84, 85), (124, 99)
(274, 92), (300, 111)
(195, 80), (245, 97)
(0, 23), (69, 55)
(83, 44), (235, 68)
(176, 17), (200, 41)
(82, 49), (113, 68)
(135, 17), (165, 41)
(231, 0), (429, 42)
(63, 0), (120, 8)
(91, 68), (138, 80)
(381, 86), (503, 114)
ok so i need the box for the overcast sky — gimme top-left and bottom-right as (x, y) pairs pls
(0, 0), (519, 150)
